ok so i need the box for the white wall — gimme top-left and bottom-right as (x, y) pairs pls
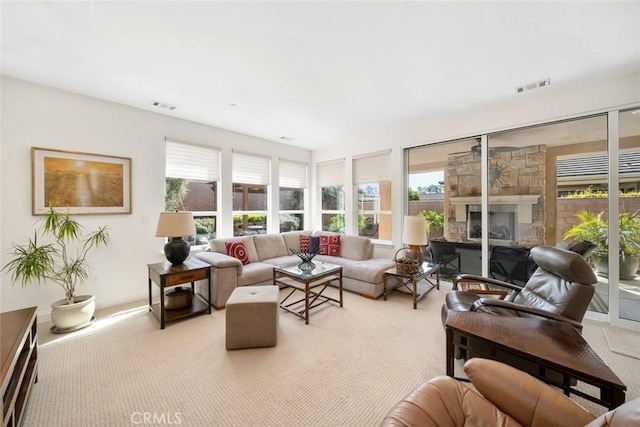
(0, 76), (310, 319)
(312, 71), (640, 259)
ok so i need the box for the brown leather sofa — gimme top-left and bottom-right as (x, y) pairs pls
(381, 358), (639, 427)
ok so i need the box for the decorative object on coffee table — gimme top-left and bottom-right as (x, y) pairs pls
(290, 247), (320, 272)
(155, 212), (196, 264)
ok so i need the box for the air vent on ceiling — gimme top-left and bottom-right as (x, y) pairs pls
(280, 136), (294, 142)
(515, 78), (551, 94)
(151, 100), (177, 111)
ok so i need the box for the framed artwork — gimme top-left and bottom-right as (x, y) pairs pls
(32, 147), (132, 215)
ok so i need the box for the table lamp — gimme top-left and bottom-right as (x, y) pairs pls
(155, 212), (196, 264)
(402, 215), (428, 263)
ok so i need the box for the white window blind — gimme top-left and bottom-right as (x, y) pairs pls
(279, 160), (308, 188)
(233, 152), (270, 185)
(353, 151), (391, 184)
(166, 140), (220, 181)
(317, 159), (345, 187)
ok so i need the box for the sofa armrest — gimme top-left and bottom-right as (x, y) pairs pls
(195, 252), (244, 309)
(196, 252), (243, 275)
(464, 358), (596, 427)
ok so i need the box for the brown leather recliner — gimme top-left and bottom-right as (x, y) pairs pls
(381, 358), (640, 427)
(442, 245), (598, 331)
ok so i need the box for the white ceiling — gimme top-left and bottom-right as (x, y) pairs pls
(2, 1), (639, 151)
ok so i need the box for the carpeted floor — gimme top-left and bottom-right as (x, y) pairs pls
(603, 325), (640, 360)
(22, 284), (640, 426)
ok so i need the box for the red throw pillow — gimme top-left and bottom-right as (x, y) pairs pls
(225, 241), (250, 265)
(300, 234), (310, 253)
(319, 234), (341, 256)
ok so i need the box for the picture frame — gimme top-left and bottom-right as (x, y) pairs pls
(32, 147), (132, 215)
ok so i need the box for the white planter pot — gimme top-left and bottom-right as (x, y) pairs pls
(50, 295), (96, 331)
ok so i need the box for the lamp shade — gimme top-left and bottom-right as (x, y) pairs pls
(402, 215), (428, 246)
(155, 212), (196, 238)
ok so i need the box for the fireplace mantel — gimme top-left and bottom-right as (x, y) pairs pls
(450, 195), (541, 224)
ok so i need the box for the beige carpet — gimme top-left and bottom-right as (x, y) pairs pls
(602, 325), (640, 360)
(22, 285), (640, 427)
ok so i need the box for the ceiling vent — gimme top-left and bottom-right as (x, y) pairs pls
(151, 100), (177, 111)
(515, 78), (550, 94)
(280, 136), (294, 142)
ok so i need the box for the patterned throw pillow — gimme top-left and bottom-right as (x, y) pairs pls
(225, 241), (250, 265)
(319, 234), (341, 256)
(300, 234), (310, 253)
(299, 234), (320, 254)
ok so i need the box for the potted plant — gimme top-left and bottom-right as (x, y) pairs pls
(563, 210), (640, 280)
(2, 207), (110, 331)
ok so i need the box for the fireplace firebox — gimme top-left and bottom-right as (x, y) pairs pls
(467, 204), (517, 242)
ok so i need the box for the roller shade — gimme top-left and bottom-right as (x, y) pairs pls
(280, 160), (308, 188)
(353, 151), (391, 184)
(317, 159), (345, 187)
(233, 152), (270, 185)
(166, 140), (220, 181)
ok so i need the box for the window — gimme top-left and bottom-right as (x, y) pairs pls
(317, 160), (345, 233)
(233, 152), (270, 236)
(279, 160), (307, 232)
(353, 151), (392, 240)
(165, 140), (220, 246)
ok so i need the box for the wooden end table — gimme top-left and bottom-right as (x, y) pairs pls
(148, 258), (212, 329)
(445, 310), (626, 410)
(455, 281), (509, 300)
(383, 262), (440, 309)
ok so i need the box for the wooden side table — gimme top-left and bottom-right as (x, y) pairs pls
(454, 281), (509, 300)
(383, 262), (440, 309)
(148, 258), (211, 329)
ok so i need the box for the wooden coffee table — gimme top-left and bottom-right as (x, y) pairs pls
(445, 311), (626, 409)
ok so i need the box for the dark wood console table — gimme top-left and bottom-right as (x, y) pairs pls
(445, 311), (626, 410)
(1, 307), (38, 427)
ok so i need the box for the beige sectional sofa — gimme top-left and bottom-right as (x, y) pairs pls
(195, 231), (395, 309)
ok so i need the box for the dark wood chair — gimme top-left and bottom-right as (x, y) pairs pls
(489, 245), (537, 288)
(424, 240), (461, 278)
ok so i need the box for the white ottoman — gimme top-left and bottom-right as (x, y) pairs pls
(226, 285), (279, 350)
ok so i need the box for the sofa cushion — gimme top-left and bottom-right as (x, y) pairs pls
(340, 258), (395, 283)
(338, 234), (373, 260)
(281, 230), (307, 253)
(320, 234), (341, 256)
(225, 241), (250, 265)
(211, 236), (259, 263)
(253, 234), (288, 261)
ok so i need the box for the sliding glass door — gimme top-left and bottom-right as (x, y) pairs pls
(406, 109), (640, 327)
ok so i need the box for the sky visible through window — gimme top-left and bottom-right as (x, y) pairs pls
(409, 171), (444, 190)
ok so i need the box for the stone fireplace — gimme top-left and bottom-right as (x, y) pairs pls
(445, 146), (545, 246)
